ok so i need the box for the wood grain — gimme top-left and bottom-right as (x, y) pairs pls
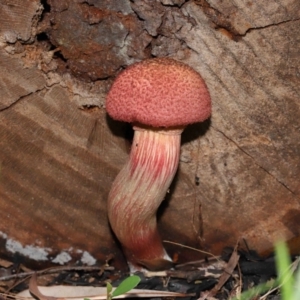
(0, 0), (42, 43)
(0, 69), (128, 266)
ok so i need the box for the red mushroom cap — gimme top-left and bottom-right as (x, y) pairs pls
(106, 58), (211, 128)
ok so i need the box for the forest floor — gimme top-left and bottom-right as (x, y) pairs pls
(0, 244), (296, 300)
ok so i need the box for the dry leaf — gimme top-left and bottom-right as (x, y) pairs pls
(18, 284), (191, 299)
(0, 259), (13, 268)
(29, 274), (58, 300)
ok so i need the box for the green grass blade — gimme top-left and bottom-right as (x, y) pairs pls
(111, 275), (141, 298)
(292, 263), (300, 300)
(231, 279), (277, 300)
(275, 240), (294, 300)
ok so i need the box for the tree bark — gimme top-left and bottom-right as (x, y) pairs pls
(0, 0), (299, 269)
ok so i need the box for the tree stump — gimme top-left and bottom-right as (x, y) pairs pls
(0, 0), (299, 269)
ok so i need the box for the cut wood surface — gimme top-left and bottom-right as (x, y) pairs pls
(0, 0), (299, 269)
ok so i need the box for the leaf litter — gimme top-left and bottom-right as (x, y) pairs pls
(0, 240), (298, 300)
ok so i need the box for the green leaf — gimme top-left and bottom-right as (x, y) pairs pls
(111, 275), (141, 298)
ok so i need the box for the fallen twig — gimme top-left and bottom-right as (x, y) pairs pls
(199, 242), (240, 299)
(145, 259), (227, 282)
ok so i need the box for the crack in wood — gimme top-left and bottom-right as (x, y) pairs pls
(241, 17), (300, 37)
(195, 0), (300, 41)
(0, 86), (47, 112)
(210, 125), (300, 200)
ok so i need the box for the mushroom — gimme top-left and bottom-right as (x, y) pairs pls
(106, 58), (211, 272)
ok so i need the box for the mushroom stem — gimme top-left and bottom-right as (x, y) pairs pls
(107, 126), (183, 271)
